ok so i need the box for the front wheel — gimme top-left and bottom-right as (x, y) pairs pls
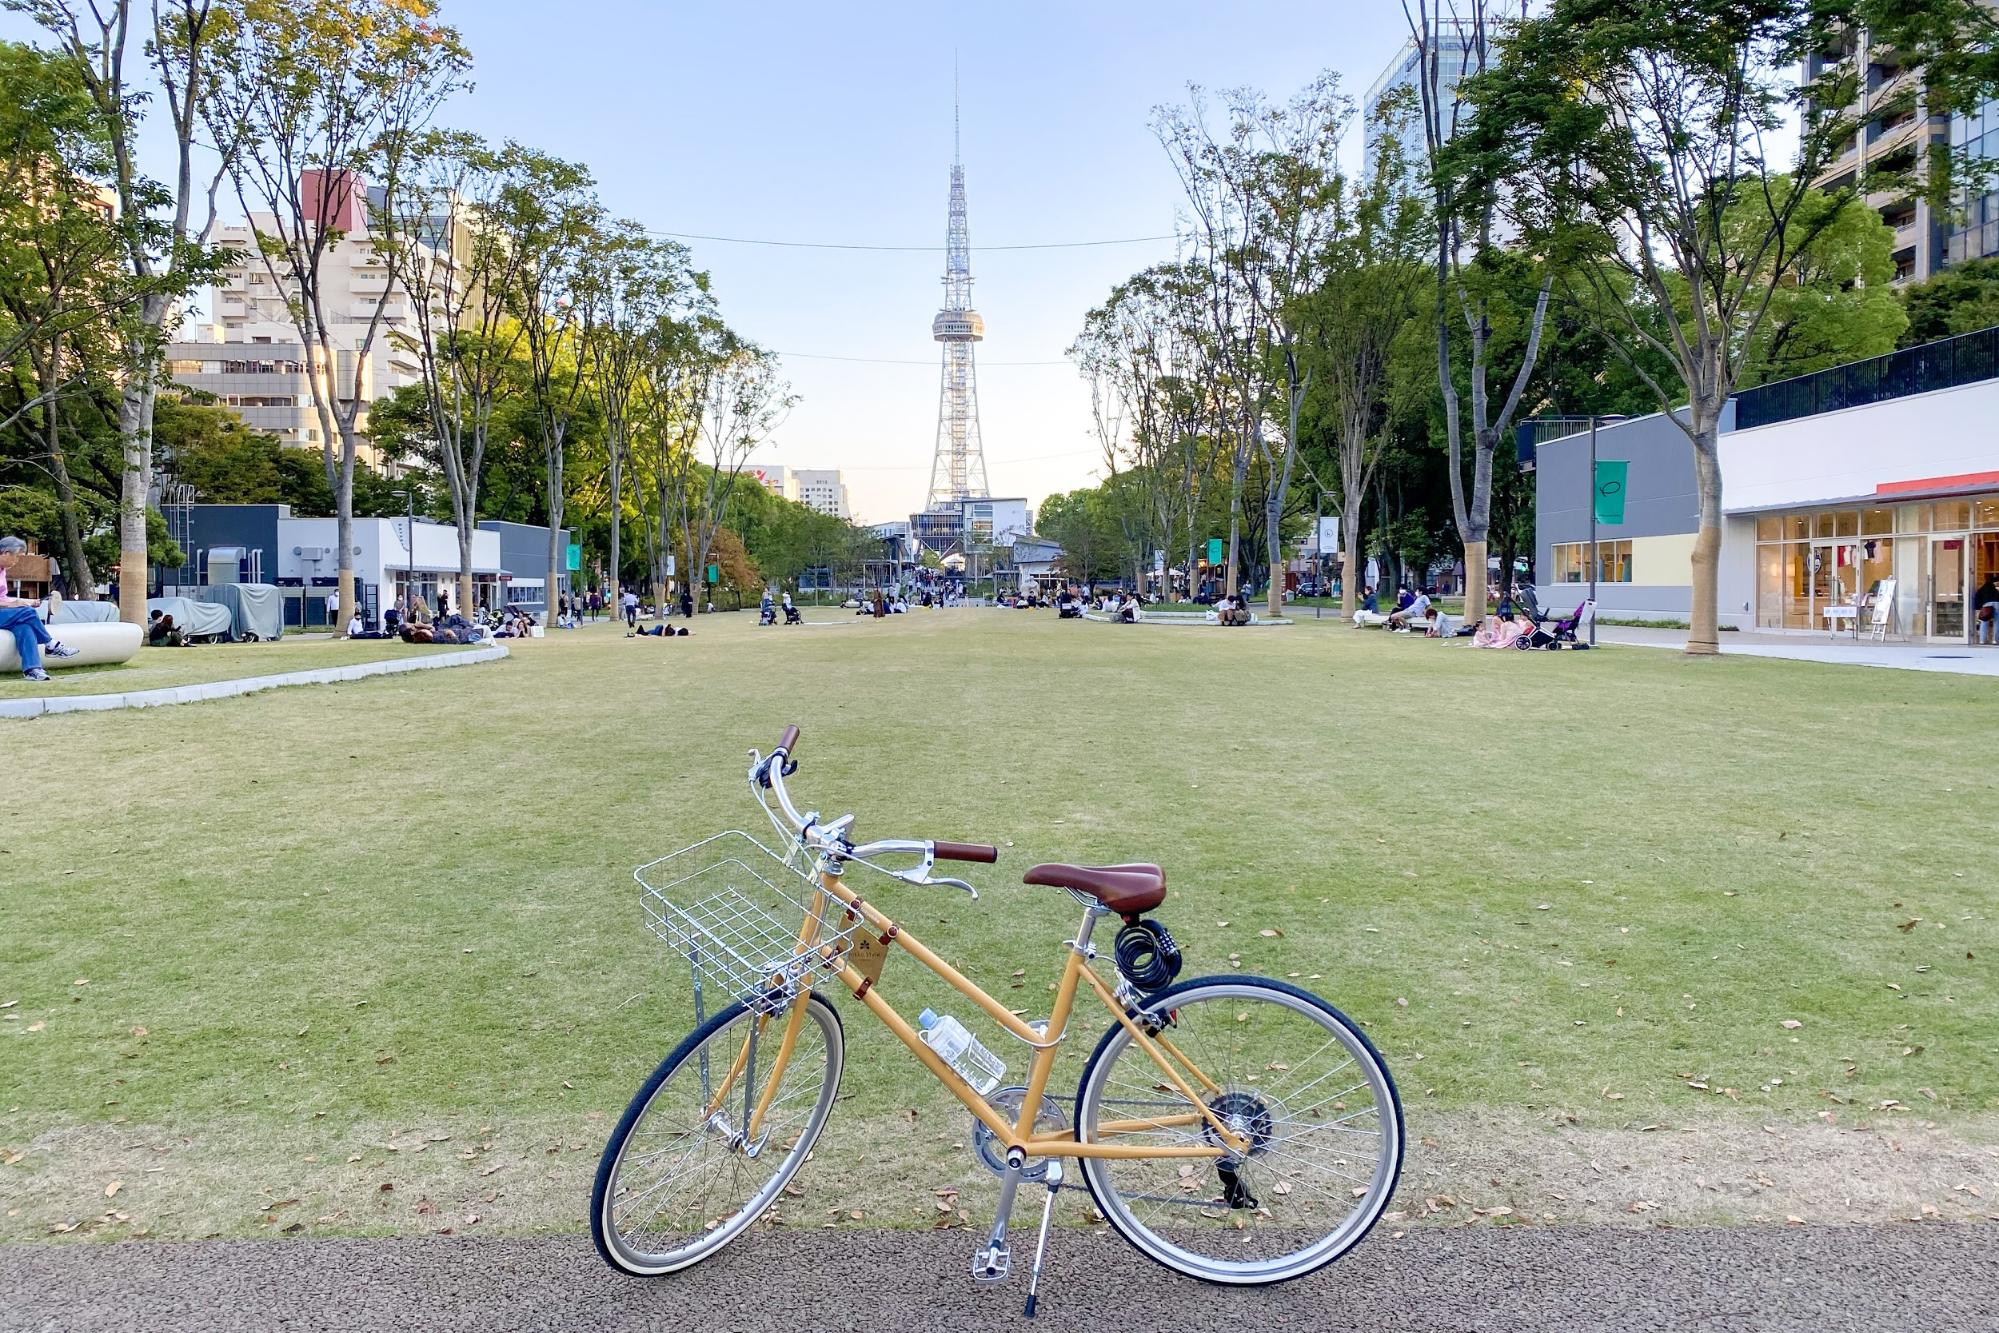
(591, 992), (843, 1275)
(1074, 975), (1403, 1286)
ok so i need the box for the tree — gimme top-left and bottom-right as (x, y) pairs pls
(1897, 257), (1999, 349)
(670, 338), (791, 614)
(1736, 184), (1906, 384)
(501, 154), (600, 622)
(1471, 0), (1999, 653)
(1404, 0), (1553, 625)
(376, 132), (533, 618)
(11, 0), (244, 621)
(576, 220), (702, 615)
(1154, 75), (1349, 615)
(1294, 134), (1430, 618)
(207, 0), (469, 629)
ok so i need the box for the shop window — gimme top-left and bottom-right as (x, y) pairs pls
(1897, 504), (1933, 533)
(1861, 507), (1894, 535)
(1785, 513), (1809, 540)
(1757, 515), (1782, 541)
(1974, 497), (1999, 530)
(1935, 500), (1972, 530)
(1550, 540), (1633, 583)
(1835, 510), (1859, 537)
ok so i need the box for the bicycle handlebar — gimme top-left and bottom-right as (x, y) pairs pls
(754, 724), (995, 883)
(932, 840), (999, 864)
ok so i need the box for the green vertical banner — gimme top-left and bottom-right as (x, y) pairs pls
(1206, 537), (1224, 565)
(1593, 460), (1628, 525)
(565, 542), (581, 572)
(705, 563), (720, 584)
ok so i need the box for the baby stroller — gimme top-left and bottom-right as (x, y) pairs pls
(1516, 597), (1594, 649)
(758, 600), (777, 627)
(782, 603), (804, 625)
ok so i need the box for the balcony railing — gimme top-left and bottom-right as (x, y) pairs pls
(1733, 325), (1999, 430)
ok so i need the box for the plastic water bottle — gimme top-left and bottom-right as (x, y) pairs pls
(917, 1008), (1006, 1095)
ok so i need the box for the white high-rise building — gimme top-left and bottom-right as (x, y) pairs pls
(791, 469), (851, 520)
(165, 170), (444, 460)
(1364, 25), (1479, 182)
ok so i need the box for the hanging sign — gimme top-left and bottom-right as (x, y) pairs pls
(1593, 461), (1628, 526)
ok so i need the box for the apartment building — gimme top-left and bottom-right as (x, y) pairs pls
(166, 170), (443, 460)
(1807, 31), (1999, 283)
(791, 469), (851, 520)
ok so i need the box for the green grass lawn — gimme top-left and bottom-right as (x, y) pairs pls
(5, 636), (469, 698)
(2, 610), (1994, 1240)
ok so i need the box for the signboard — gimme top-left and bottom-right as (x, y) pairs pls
(1153, 549), (1166, 574)
(665, 554), (676, 578)
(1206, 537), (1224, 566)
(1593, 460), (1628, 526)
(1315, 516), (1340, 555)
(565, 542), (581, 572)
(705, 563), (720, 584)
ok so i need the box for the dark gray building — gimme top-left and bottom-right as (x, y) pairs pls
(479, 520), (575, 613)
(1530, 405), (1735, 620)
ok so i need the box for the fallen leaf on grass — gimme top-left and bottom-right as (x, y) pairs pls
(1779, 1019), (1803, 1030)
(1258, 928), (1283, 938)
(103, 1182), (120, 1199)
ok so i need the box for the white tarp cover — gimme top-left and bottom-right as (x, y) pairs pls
(146, 596), (235, 641)
(49, 601), (120, 623)
(197, 583), (284, 640)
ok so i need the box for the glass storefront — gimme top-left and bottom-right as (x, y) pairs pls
(1753, 495), (1999, 640)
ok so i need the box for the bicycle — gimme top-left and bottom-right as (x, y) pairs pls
(591, 725), (1403, 1315)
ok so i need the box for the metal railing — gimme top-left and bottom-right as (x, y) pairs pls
(1733, 324), (1999, 431)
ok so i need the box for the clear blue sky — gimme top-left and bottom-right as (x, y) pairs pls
(5, 1), (1419, 523)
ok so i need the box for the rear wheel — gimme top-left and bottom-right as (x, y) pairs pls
(591, 992), (842, 1275)
(1074, 975), (1402, 1285)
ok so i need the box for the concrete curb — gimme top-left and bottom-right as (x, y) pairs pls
(1081, 610), (1294, 627)
(0, 645), (509, 720)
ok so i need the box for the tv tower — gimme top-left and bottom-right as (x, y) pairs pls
(925, 77), (990, 509)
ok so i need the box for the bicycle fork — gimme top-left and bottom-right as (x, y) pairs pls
(969, 1148), (1066, 1319)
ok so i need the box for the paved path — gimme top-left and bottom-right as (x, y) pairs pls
(4, 1224), (1994, 1332)
(1594, 625), (1999, 676)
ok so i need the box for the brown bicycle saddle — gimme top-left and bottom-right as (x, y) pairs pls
(1021, 862), (1166, 916)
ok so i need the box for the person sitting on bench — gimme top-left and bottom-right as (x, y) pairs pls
(0, 535), (79, 680)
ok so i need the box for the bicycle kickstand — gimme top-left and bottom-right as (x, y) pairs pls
(1023, 1161), (1063, 1319)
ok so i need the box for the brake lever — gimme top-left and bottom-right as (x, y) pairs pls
(929, 875), (980, 901)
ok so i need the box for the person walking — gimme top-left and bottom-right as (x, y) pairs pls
(622, 588), (640, 630)
(679, 587), (694, 620)
(0, 535), (79, 681)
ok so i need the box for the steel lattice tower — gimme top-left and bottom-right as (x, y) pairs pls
(925, 88), (990, 509)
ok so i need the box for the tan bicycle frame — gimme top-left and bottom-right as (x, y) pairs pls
(707, 862), (1246, 1161)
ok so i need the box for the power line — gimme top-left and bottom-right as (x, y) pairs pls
(651, 228), (1173, 253)
(776, 350), (1071, 366)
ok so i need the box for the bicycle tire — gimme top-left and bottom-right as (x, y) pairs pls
(1073, 973), (1403, 1286)
(591, 991), (843, 1275)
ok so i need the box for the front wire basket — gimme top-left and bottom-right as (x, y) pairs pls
(636, 831), (863, 1015)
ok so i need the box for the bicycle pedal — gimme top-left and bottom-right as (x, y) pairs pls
(970, 1241), (1012, 1285)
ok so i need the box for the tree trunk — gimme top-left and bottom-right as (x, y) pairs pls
(39, 344), (95, 599)
(1264, 488), (1284, 618)
(607, 431), (623, 614)
(335, 422), (358, 629)
(1687, 424), (1724, 656)
(546, 431), (566, 626)
(1340, 490), (1364, 620)
(115, 371), (155, 623)
(456, 523), (475, 620)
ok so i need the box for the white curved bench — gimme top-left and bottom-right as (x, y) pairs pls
(0, 620), (143, 671)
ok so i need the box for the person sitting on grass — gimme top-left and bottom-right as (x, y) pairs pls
(0, 535), (79, 681)
(146, 610), (183, 647)
(1116, 591), (1141, 623)
(1384, 588), (1432, 633)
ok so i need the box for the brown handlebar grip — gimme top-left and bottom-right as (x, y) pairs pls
(775, 725), (800, 755)
(932, 840), (999, 864)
